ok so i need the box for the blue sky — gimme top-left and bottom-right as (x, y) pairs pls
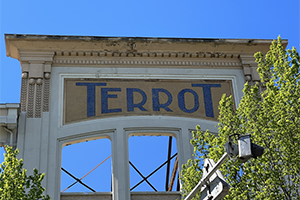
(0, 0), (299, 193)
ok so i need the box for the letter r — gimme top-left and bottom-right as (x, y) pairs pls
(152, 88), (173, 112)
(127, 88), (147, 111)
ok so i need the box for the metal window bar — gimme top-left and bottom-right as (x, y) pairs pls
(130, 153), (178, 191)
(129, 161), (157, 191)
(61, 155), (111, 193)
(61, 145), (179, 192)
(61, 167), (96, 192)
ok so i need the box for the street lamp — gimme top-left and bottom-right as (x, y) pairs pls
(225, 134), (264, 163)
(184, 134), (265, 200)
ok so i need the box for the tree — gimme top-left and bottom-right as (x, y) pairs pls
(181, 37), (300, 200)
(0, 145), (50, 200)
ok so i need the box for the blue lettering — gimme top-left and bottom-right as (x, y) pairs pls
(101, 88), (122, 114)
(152, 88), (173, 112)
(192, 84), (221, 117)
(178, 89), (199, 113)
(127, 88), (147, 111)
(76, 82), (107, 117)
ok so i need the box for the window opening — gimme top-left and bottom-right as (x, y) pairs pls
(129, 135), (179, 192)
(61, 138), (111, 192)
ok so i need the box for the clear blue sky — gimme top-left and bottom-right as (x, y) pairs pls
(0, 0), (299, 193)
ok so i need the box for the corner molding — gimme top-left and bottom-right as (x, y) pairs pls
(239, 54), (260, 82)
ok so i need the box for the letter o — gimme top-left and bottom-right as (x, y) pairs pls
(178, 89), (199, 113)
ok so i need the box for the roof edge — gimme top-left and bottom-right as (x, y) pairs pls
(5, 33), (287, 44)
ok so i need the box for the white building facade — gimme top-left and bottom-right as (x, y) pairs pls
(1, 34), (282, 200)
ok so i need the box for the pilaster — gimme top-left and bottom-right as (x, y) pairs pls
(19, 51), (54, 117)
(17, 51), (54, 196)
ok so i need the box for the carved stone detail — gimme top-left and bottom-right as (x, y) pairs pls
(20, 78), (28, 112)
(27, 83), (35, 118)
(239, 54), (268, 95)
(55, 51), (238, 59)
(22, 72), (28, 79)
(22, 76), (52, 118)
(23, 76), (53, 118)
(53, 50), (243, 67)
(44, 73), (51, 79)
(29, 78), (35, 85)
(240, 55), (260, 82)
(43, 78), (50, 112)
(36, 79), (43, 85)
(53, 59), (242, 67)
(19, 51), (54, 118)
(35, 84), (42, 118)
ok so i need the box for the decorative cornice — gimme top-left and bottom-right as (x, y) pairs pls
(19, 51), (54, 62)
(53, 51), (242, 67)
(53, 59), (242, 67)
(55, 51), (239, 58)
(6, 34), (283, 63)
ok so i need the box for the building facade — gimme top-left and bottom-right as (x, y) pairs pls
(1, 34), (284, 200)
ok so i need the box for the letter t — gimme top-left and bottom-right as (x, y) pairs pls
(76, 82), (107, 117)
(192, 84), (221, 118)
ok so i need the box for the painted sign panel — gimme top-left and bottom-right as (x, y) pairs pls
(64, 79), (234, 124)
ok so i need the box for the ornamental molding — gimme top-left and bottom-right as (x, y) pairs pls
(54, 51), (240, 58)
(239, 54), (260, 81)
(53, 51), (242, 67)
(21, 72), (51, 118)
(53, 59), (242, 67)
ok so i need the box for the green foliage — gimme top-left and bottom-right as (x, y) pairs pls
(181, 37), (300, 200)
(0, 145), (50, 200)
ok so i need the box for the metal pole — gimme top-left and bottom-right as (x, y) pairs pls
(184, 152), (229, 200)
(165, 136), (173, 191)
(168, 155), (178, 191)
